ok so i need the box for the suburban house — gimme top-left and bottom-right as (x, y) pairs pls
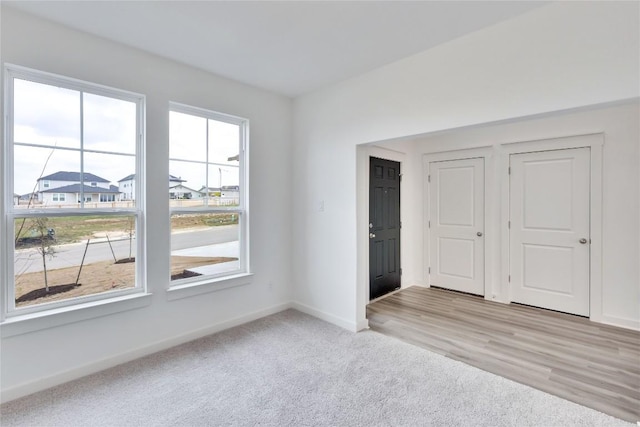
(37, 171), (120, 205)
(198, 186), (221, 197)
(118, 173), (186, 200)
(1, 2), (638, 425)
(169, 184), (202, 199)
(220, 185), (239, 202)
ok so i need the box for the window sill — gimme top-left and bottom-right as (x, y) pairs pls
(1, 293), (152, 338)
(167, 273), (253, 301)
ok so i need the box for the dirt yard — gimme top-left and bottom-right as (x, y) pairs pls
(14, 255), (237, 307)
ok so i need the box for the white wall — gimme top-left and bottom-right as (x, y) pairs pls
(1, 7), (293, 399)
(293, 2), (639, 331)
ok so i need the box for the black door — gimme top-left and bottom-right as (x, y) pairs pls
(369, 157), (401, 300)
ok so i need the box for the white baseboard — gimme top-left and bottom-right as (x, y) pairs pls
(1, 302), (293, 404)
(599, 314), (640, 331)
(291, 301), (359, 332)
(356, 318), (369, 331)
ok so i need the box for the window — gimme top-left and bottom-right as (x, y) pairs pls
(3, 65), (145, 317)
(100, 194), (116, 203)
(169, 103), (248, 285)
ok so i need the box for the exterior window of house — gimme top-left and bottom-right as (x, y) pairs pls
(100, 194), (115, 203)
(169, 102), (248, 284)
(3, 65), (145, 318)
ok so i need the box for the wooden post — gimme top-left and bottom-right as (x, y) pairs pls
(106, 234), (117, 262)
(75, 239), (90, 286)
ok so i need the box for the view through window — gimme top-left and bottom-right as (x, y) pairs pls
(6, 66), (144, 313)
(169, 105), (247, 283)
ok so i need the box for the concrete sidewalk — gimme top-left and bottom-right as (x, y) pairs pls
(171, 241), (239, 276)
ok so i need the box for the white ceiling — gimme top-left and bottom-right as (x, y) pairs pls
(5, 1), (545, 97)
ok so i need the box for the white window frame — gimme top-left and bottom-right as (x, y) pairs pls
(168, 102), (250, 294)
(2, 64), (147, 321)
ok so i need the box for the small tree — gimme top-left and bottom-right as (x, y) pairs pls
(15, 146), (55, 246)
(31, 217), (56, 292)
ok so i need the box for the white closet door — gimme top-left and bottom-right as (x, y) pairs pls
(429, 158), (484, 295)
(510, 147), (590, 316)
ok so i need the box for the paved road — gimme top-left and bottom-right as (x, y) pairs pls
(14, 225), (238, 274)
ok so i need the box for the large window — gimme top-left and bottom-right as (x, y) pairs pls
(169, 103), (248, 284)
(3, 65), (145, 316)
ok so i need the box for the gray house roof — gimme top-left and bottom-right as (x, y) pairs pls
(41, 184), (121, 194)
(39, 171), (110, 183)
(118, 174), (135, 182)
(169, 184), (201, 193)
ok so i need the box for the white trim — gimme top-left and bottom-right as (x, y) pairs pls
(356, 144), (407, 332)
(5, 63), (145, 103)
(292, 301), (359, 332)
(599, 314), (640, 331)
(1, 292), (152, 338)
(0, 301), (292, 403)
(166, 273), (253, 301)
(499, 133), (604, 321)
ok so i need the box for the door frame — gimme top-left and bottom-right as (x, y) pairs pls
(356, 145), (406, 331)
(368, 156), (402, 300)
(423, 147), (494, 299)
(500, 133), (604, 323)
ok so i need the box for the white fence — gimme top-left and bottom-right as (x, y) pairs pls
(14, 198), (239, 209)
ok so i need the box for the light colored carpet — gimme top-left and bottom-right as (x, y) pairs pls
(0, 309), (632, 426)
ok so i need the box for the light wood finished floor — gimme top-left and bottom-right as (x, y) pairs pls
(367, 286), (640, 423)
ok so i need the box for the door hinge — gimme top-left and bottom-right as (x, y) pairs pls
(508, 275), (511, 283)
(400, 221), (402, 228)
(428, 220), (431, 228)
(428, 267), (431, 274)
(400, 268), (403, 276)
(399, 173), (402, 181)
(508, 221), (511, 229)
(428, 175), (431, 183)
(508, 167), (511, 175)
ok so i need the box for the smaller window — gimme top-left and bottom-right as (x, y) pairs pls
(169, 103), (248, 285)
(52, 193), (66, 202)
(91, 182), (97, 187)
(43, 180), (50, 188)
(99, 194), (116, 202)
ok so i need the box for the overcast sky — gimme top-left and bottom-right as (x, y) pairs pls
(13, 78), (240, 195)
